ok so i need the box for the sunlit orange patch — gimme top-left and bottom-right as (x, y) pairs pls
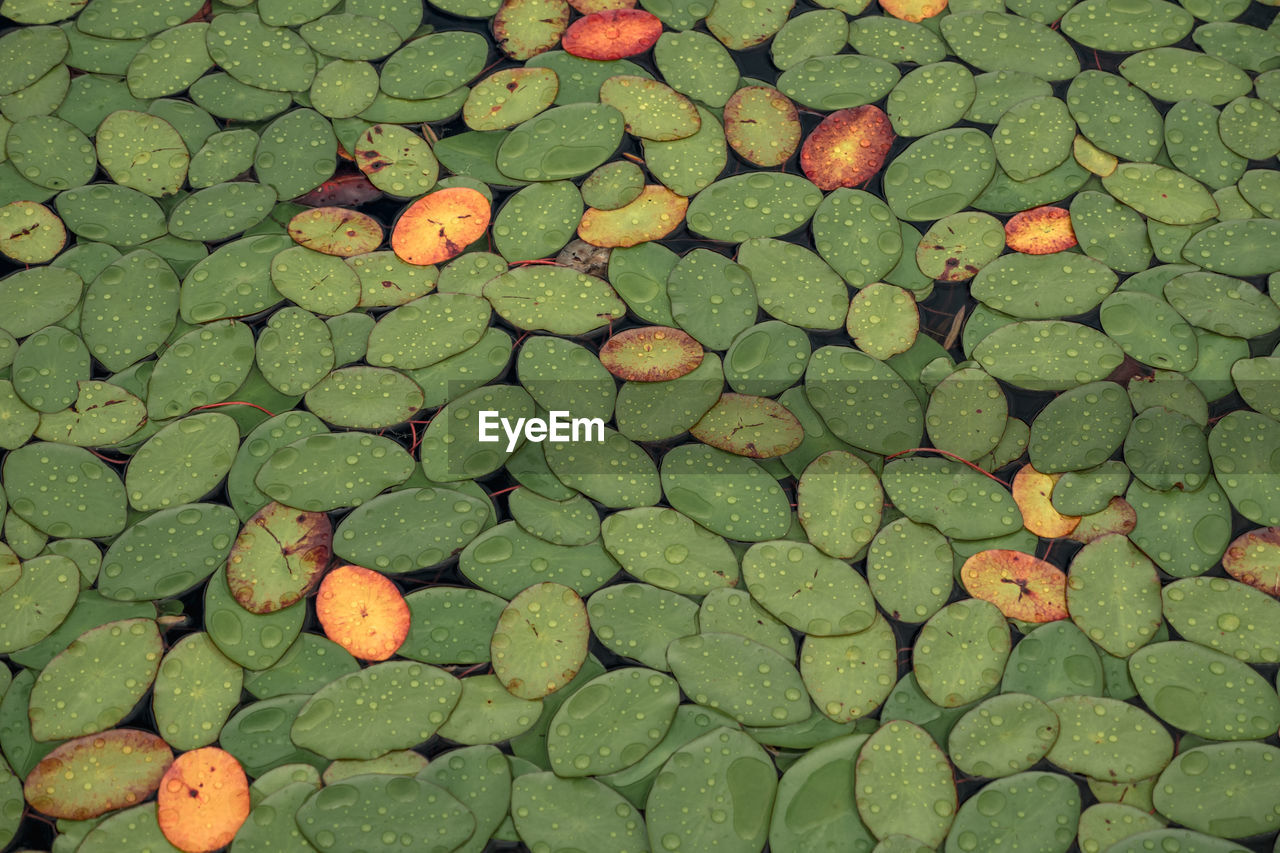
(800, 106), (895, 191)
(879, 0), (947, 22)
(1005, 206), (1077, 254)
(599, 326), (703, 381)
(1065, 497), (1137, 544)
(578, 185), (688, 248)
(961, 549), (1069, 623)
(1012, 464), (1081, 538)
(391, 188), (491, 266)
(157, 748), (250, 853)
(561, 9), (662, 60)
(316, 564), (410, 661)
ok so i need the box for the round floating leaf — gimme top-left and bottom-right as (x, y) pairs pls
(577, 184), (688, 248)
(800, 614), (898, 722)
(1046, 694), (1172, 783)
(796, 450), (883, 559)
(24, 729), (173, 820)
(227, 502), (331, 614)
(800, 106), (894, 191)
(512, 772), (649, 853)
(100, 503), (239, 601)
(492, 582), (589, 700)
(562, 9), (662, 60)
(315, 564), (410, 661)
(3, 442), (126, 539)
(724, 86), (801, 167)
(689, 393), (803, 459)
(960, 550), (1068, 622)
(0, 200), (64, 263)
(254, 432), (414, 511)
(152, 633), (243, 751)
(157, 747), (250, 853)
(391, 188), (491, 266)
(600, 326), (702, 382)
(286, 206), (381, 256)
(484, 264), (625, 335)
(29, 617), (161, 742)
(1130, 641), (1280, 741)
(855, 720), (956, 848)
(545, 667), (679, 777)
(126, 413), (239, 512)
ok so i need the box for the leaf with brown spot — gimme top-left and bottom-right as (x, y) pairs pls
(494, 0), (570, 59)
(1222, 526), (1280, 596)
(569, 0), (635, 11)
(1005, 206), (1078, 254)
(316, 564), (411, 661)
(578, 185), (688, 247)
(800, 106), (895, 191)
(391, 188), (491, 266)
(724, 86), (801, 167)
(560, 9), (662, 60)
(879, 0), (947, 21)
(600, 326), (703, 381)
(1065, 497), (1137, 544)
(157, 747), (249, 853)
(288, 207), (383, 257)
(25, 730), (173, 820)
(961, 549), (1069, 622)
(689, 393), (805, 458)
(1012, 464), (1081, 538)
(226, 501), (332, 615)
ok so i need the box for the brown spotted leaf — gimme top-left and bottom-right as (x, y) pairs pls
(157, 747), (250, 853)
(1065, 497), (1137, 544)
(288, 207), (383, 257)
(25, 730), (173, 820)
(600, 326), (703, 381)
(961, 549), (1069, 622)
(1222, 527), (1280, 596)
(226, 501), (332, 614)
(391, 188), (491, 266)
(689, 393), (805, 458)
(800, 106), (895, 191)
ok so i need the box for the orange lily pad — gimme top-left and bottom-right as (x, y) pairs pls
(288, 207), (383, 257)
(391, 188), (491, 266)
(599, 326), (703, 381)
(316, 564), (411, 661)
(1065, 497), (1137, 544)
(25, 730), (173, 820)
(1012, 464), (1081, 538)
(157, 747), (250, 853)
(800, 105), (895, 191)
(561, 9), (662, 60)
(1005, 206), (1078, 254)
(1222, 527), (1280, 596)
(578, 185), (688, 247)
(960, 549), (1069, 622)
(879, 0), (948, 21)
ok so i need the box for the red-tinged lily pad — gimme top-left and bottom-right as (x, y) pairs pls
(578, 185), (689, 247)
(879, 0), (947, 21)
(25, 730), (174, 820)
(1012, 464), (1081, 538)
(226, 501), (332, 614)
(1065, 497), (1137, 544)
(1005, 206), (1078, 254)
(689, 393), (805, 458)
(157, 747), (250, 853)
(1222, 526), (1280, 596)
(599, 325), (703, 381)
(295, 172), (383, 207)
(316, 564), (411, 661)
(495, 0), (570, 60)
(960, 549), (1069, 622)
(561, 9), (663, 60)
(724, 86), (801, 167)
(288, 207), (383, 257)
(800, 105), (895, 191)
(391, 188), (492, 266)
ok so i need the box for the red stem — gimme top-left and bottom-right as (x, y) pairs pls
(192, 401), (276, 417)
(883, 447), (1011, 488)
